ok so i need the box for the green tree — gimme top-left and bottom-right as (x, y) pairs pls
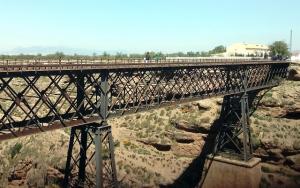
(115, 52), (127, 58)
(209, 45), (226, 54)
(269, 41), (290, 58)
(200, 51), (210, 57)
(54, 52), (65, 59)
(103, 52), (110, 58)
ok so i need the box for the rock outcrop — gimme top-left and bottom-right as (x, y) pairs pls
(288, 69), (300, 81)
(286, 154), (300, 172)
(138, 139), (172, 151)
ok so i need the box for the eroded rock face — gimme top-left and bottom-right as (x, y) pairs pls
(193, 123), (211, 133)
(286, 154), (300, 172)
(8, 160), (32, 186)
(7, 160), (64, 187)
(173, 120), (210, 133)
(174, 120), (200, 133)
(267, 148), (285, 161)
(194, 101), (211, 110)
(255, 147), (269, 159)
(293, 141), (300, 151)
(138, 139), (172, 151)
(288, 69), (300, 81)
(174, 133), (194, 144)
(151, 143), (171, 151)
(282, 108), (300, 120)
(46, 167), (64, 185)
(171, 140), (204, 157)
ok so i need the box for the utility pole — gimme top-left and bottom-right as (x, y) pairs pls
(290, 29), (293, 54)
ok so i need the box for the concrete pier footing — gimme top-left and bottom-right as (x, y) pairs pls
(200, 155), (261, 188)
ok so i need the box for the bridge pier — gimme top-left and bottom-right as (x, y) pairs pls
(213, 93), (253, 161)
(200, 92), (261, 187)
(63, 123), (118, 188)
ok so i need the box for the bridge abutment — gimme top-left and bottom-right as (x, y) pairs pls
(201, 156), (261, 188)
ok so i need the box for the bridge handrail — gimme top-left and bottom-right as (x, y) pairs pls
(0, 58), (285, 66)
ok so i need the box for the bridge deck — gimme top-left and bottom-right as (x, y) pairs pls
(0, 59), (288, 73)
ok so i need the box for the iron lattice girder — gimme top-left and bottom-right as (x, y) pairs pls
(0, 62), (289, 140)
(64, 124), (117, 188)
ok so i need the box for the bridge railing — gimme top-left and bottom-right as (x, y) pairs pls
(0, 58), (278, 66)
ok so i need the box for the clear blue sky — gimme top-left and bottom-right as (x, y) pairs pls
(0, 0), (299, 54)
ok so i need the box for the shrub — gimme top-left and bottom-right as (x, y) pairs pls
(136, 114), (141, 119)
(200, 117), (210, 123)
(265, 92), (273, 98)
(160, 110), (166, 116)
(253, 119), (259, 125)
(10, 142), (23, 158)
(251, 136), (261, 149)
(114, 140), (120, 147)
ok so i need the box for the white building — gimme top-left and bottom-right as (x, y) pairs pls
(226, 43), (269, 57)
(291, 51), (300, 62)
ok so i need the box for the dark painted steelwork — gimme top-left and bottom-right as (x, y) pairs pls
(63, 124), (117, 187)
(0, 60), (290, 187)
(213, 93), (253, 160)
(0, 61), (289, 140)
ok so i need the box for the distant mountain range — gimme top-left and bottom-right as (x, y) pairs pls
(0, 46), (126, 55)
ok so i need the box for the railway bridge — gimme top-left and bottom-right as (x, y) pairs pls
(0, 59), (290, 187)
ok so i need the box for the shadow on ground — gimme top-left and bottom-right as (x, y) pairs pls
(161, 92), (259, 188)
(160, 112), (223, 188)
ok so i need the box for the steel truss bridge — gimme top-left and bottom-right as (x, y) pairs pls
(0, 59), (290, 187)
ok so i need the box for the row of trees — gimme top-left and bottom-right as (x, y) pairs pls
(0, 42), (290, 60)
(0, 45), (227, 60)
